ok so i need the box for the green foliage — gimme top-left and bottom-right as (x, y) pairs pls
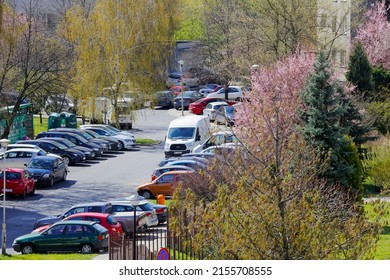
(299, 52), (355, 188)
(0, 253), (96, 260)
(346, 41), (374, 100)
(372, 66), (390, 101)
(344, 137), (364, 199)
(175, 15), (205, 40)
(362, 136), (390, 194)
(366, 101), (390, 134)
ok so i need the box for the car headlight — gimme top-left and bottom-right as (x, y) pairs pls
(102, 144), (108, 148)
(72, 153), (79, 156)
(85, 151), (91, 155)
(124, 139), (132, 142)
(42, 174), (50, 178)
(165, 143), (170, 149)
(93, 148), (99, 151)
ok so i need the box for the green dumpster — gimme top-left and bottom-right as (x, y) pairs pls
(48, 112), (77, 129)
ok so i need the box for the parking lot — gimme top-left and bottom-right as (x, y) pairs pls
(0, 108), (188, 252)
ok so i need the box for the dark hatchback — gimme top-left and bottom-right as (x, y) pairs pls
(36, 137), (95, 160)
(13, 220), (109, 254)
(25, 156), (68, 187)
(17, 139), (86, 165)
(36, 131), (104, 157)
(49, 128), (111, 152)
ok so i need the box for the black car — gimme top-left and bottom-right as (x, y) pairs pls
(36, 131), (104, 157)
(37, 137), (96, 160)
(33, 202), (113, 229)
(152, 90), (175, 109)
(17, 139), (86, 165)
(49, 128), (111, 152)
(173, 91), (203, 110)
(81, 129), (121, 151)
(25, 156), (68, 187)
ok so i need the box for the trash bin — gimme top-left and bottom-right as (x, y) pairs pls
(156, 194), (165, 205)
(48, 112), (77, 129)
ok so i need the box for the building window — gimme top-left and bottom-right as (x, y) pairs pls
(331, 15), (337, 33)
(340, 16), (348, 34)
(340, 50), (347, 66)
(320, 14), (327, 30)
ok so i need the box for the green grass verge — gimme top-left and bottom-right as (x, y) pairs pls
(136, 138), (159, 145)
(33, 116), (49, 136)
(0, 253), (97, 260)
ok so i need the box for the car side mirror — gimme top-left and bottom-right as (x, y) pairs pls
(196, 135), (201, 141)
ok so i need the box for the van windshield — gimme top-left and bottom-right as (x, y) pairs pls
(168, 127), (195, 140)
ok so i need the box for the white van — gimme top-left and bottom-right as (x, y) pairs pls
(164, 115), (211, 158)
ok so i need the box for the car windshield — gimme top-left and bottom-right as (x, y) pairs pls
(57, 139), (76, 148)
(167, 127), (195, 140)
(28, 159), (53, 169)
(71, 133), (88, 143)
(176, 92), (194, 98)
(85, 130), (100, 137)
(79, 131), (93, 140)
(48, 141), (67, 150)
(225, 107), (235, 114)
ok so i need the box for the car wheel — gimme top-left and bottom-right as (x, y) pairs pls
(48, 176), (54, 187)
(80, 243), (94, 254)
(62, 170), (67, 182)
(117, 141), (124, 151)
(140, 190), (153, 199)
(21, 243), (35, 254)
(62, 156), (70, 166)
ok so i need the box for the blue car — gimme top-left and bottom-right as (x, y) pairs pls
(25, 156), (67, 187)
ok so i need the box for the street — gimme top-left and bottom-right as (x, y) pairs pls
(0, 107), (189, 251)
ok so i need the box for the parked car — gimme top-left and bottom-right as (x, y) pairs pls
(25, 156), (68, 187)
(35, 137), (96, 160)
(158, 156), (209, 167)
(49, 128), (111, 152)
(79, 125), (136, 150)
(169, 85), (190, 95)
(192, 130), (239, 153)
(166, 159), (207, 170)
(174, 91), (203, 110)
(198, 84), (222, 95)
(215, 105), (237, 126)
(207, 86), (244, 101)
(166, 72), (182, 87)
(45, 95), (75, 113)
(33, 202), (113, 229)
(32, 213), (124, 238)
(0, 168), (35, 198)
(110, 199), (159, 228)
(16, 139), (86, 166)
(81, 129), (121, 151)
(152, 90), (175, 109)
(200, 142), (244, 155)
(36, 131), (104, 156)
(3, 143), (64, 162)
(151, 165), (194, 181)
(136, 170), (194, 199)
(188, 97), (236, 115)
(13, 220), (109, 254)
(1, 148), (48, 169)
(145, 201), (168, 225)
(81, 124), (135, 138)
(166, 72), (200, 88)
(203, 101), (229, 122)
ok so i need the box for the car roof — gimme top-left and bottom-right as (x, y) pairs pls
(65, 212), (110, 219)
(1, 168), (25, 173)
(5, 148), (41, 152)
(155, 165), (193, 171)
(207, 101), (228, 106)
(161, 170), (195, 175)
(70, 201), (112, 207)
(29, 155), (57, 161)
(54, 220), (98, 226)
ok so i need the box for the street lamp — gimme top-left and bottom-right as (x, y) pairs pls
(178, 60), (185, 116)
(1, 138), (10, 256)
(125, 194), (146, 260)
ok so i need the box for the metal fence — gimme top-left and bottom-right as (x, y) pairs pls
(108, 224), (203, 260)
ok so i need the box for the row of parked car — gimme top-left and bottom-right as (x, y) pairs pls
(0, 124), (136, 197)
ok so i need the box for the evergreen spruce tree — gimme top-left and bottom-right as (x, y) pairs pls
(299, 52), (355, 188)
(346, 41), (374, 101)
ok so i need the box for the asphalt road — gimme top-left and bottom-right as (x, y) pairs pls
(0, 107), (188, 252)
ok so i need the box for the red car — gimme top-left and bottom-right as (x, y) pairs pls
(0, 168), (35, 198)
(32, 213), (124, 237)
(170, 85), (190, 95)
(189, 97), (236, 115)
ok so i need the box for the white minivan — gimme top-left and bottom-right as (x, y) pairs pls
(164, 115), (211, 158)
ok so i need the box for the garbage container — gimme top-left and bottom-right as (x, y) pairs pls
(48, 112), (77, 129)
(156, 194), (165, 205)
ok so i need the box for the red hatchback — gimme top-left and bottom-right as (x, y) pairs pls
(189, 97), (236, 115)
(33, 213), (124, 237)
(0, 168), (35, 198)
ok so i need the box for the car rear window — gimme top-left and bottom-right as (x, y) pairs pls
(137, 203), (153, 212)
(0, 172), (21, 180)
(92, 223), (108, 233)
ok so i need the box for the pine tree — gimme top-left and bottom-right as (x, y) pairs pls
(299, 52), (355, 187)
(346, 41), (374, 101)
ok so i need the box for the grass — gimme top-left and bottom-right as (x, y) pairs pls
(136, 138), (159, 145)
(0, 253), (97, 260)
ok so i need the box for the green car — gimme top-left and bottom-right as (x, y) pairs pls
(12, 220), (109, 254)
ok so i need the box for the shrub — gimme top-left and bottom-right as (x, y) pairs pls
(362, 135), (390, 194)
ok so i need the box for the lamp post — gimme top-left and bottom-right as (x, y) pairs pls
(1, 138), (10, 256)
(125, 194), (145, 260)
(178, 60), (185, 116)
